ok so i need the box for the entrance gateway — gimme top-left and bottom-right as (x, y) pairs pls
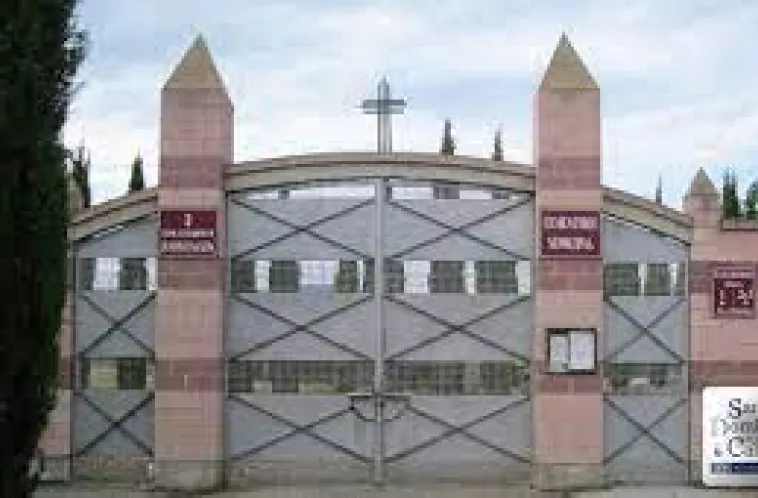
(223, 79), (532, 485)
(48, 34), (737, 492)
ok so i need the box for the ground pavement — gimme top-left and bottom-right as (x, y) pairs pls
(33, 484), (758, 498)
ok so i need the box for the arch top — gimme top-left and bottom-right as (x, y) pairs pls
(67, 152), (692, 244)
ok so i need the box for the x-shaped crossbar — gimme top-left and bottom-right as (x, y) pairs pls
(603, 397), (686, 465)
(228, 395), (370, 463)
(386, 398), (531, 464)
(385, 294), (530, 363)
(74, 391), (154, 457)
(604, 297), (685, 363)
(386, 196), (532, 260)
(78, 292), (156, 358)
(230, 294), (373, 361)
(230, 197), (374, 261)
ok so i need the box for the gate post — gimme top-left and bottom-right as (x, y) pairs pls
(153, 35), (232, 491)
(684, 169), (758, 484)
(532, 35), (605, 490)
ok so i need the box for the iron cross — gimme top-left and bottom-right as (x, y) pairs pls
(360, 77), (406, 154)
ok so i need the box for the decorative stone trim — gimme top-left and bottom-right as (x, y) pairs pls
(721, 218), (758, 231)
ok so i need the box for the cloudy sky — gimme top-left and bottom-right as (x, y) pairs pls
(63, 0), (758, 207)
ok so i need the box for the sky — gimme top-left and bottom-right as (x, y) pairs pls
(63, 0), (758, 207)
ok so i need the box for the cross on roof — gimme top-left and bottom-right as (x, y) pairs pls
(360, 77), (406, 154)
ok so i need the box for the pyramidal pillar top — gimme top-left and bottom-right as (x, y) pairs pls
(538, 33), (599, 92)
(683, 167), (721, 227)
(534, 33), (601, 200)
(159, 34), (233, 189)
(163, 34), (231, 95)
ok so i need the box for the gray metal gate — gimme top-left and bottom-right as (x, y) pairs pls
(72, 215), (158, 481)
(601, 215), (689, 484)
(224, 176), (534, 486)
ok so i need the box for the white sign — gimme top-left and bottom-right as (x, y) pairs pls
(549, 334), (569, 372)
(703, 386), (758, 487)
(569, 331), (595, 371)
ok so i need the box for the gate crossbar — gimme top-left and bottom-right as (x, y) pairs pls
(230, 197), (374, 261)
(386, 196), (532, 260)
(604, 297), (685, 363)
(603, 397), (686, 465)
(228, 394), (370, 463)
(78, 292), (156, 358)
(230, 294), (373, 361)
(385, 396), (530, 464)
(386, 294), (530, 363)
(75, 392), (154, 457)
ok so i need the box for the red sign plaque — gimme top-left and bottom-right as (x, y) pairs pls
(541, 210), (601, 257)
(713, 267), (755, 319)
(160, 210), (217, 257)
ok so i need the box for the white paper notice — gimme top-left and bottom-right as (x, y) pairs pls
(569, 330), (595, 371)
(549, 334), (569, 372)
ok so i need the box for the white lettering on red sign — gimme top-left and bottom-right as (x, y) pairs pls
(161, 228), (215, 239)
(546, 236), (596, 252)
(160, 240), (216, 254)
(543, 215), (598, 231)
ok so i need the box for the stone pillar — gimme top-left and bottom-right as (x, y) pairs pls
(684, 169), (758, 482)
(532, 34), (604, 490)
(153, 35), (232, 491)
(39, 266), (74, 481)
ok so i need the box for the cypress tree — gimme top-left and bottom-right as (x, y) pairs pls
(722, 169), (741, 219)
(440, 118), (456, 155)
(746, 180), (758, 220)
(655, 174), (663, 205)
(0, 1), (86, 495)
(128, 154), (145, 192)
(121, 155), (147, 290)
(492, 128), (503, 161)
(70, 144), (91, 208)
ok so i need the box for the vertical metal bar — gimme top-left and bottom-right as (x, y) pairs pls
(377, 81), (383, 154)
(372, 177), (386, 485)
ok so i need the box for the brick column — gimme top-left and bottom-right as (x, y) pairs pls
(153, 35), (232, 491)
(684, 169), (758, 482)
(532, 35), (604, 490)
(39, 284), (74, 481)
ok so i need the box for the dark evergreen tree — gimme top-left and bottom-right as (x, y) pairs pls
(121, 155), (148, 289)
(746, 180), (758, 220)
(440, 118), (456, 155)
(128, 154), (145, 192)
(492, 128), (503, 161)
(70, 144), (91, 208)
(655, 174), (663, 205)
(722, 169), (741, 219)
(0, 1), (86, 495)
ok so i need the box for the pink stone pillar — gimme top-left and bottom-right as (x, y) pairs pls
(684, 170), (758, 482)
(39, 288), (74, 481)
(153, 35), (232, 492)
(532, 35), (604, 490)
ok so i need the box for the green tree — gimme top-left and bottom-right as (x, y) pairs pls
(746, 180), (758, 220)
(722, 169), (741, 219)
(70, 144), (91, 208)
(121, 154), (148, 290)
(655, 174), (663, 205)
(440, 118), (456, 155)
(492, 127), (503, 161)
(128, 154), (145, 192)
(0, 2), (85, 495)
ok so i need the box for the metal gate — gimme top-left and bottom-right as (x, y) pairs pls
(225, 177), (534, 486)
(601, 216), (689, 484)
(72, 215), (158, 481)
